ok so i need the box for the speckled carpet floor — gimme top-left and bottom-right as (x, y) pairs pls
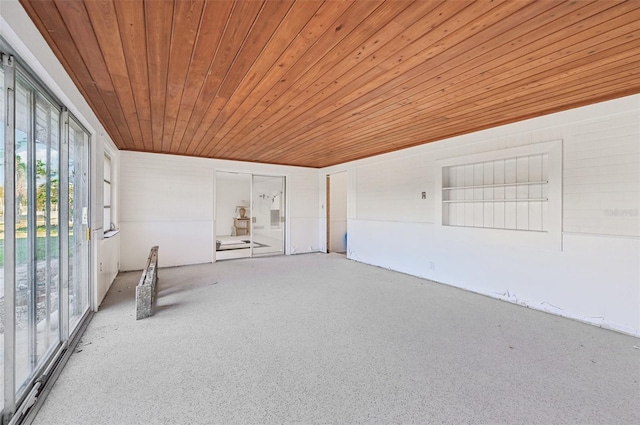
(32, 253), (639, 425)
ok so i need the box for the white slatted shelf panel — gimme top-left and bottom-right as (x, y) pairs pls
(442, 153), (549, 231)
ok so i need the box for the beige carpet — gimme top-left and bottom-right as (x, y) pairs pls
(32, 253), (640, 424)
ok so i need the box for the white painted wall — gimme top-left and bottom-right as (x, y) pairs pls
(2, 0), (121, 310)
(322, 95), (640, 336)
(329, 172), (348, 253)
(119, 152), (320, 270)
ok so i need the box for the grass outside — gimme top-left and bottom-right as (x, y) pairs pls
(0, 236), (61, 266)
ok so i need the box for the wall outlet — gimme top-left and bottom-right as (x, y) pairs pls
(422, 191), (426, 199)
(100, 262), (103, 272)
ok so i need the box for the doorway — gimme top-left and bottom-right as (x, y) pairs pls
(214, 172), (286, 260)
(326, 172), (348, 254)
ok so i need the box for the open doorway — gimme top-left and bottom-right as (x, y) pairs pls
(215, 172), (251, 260)
(327, 172), (348, 254)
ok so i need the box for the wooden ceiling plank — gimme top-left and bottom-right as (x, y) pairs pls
(445, 46), (640, 116)
(273, 55), (640, 159)
(174, 0), (265, 153)
(239, 0), (514, 157)
(295, 0), (575, 132)
(198, 0), (389, 157)
(113, 0), (153, 151)
(18, 0), (127, 148)
(317, 23), (640, 149)
(240, 0), (508, 159)
(348, 72), (640, 165)
(250, 0), (605, 158)
(84, 0), (145, 151)
(285, 59), (640, 162)
(169, 0), (234, 154)
(183, 0), (296, 156)
(22, 0), (640, 168)
(262, 1), (634, 155)
(145, 0), (175, 152)
(51, 0), (136, 148)
(216, 0), (296, 101)
(425, 1), (640, 109)
(279, 72), (640, 167)
(213, 0), (461, 156)
(192, 0), (357, 157)
(209, 0), (435, 158)
(161, 0), (206, 153)
(285, 69), (640, 164)
(278, 33), (640, 157)
(183, 0), (323, 157)
(230, 56), (640, 166)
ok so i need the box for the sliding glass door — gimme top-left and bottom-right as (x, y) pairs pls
(1, 49), (92, 423)
(13, 77), (63, 396)
(12, 75), (63, 395)
(251, 175), (285, 256)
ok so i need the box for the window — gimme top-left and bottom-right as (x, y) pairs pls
(103, 155), (112, 232)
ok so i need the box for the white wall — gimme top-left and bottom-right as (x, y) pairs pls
(322, 95), (640, 336)
(119, 152), (321, 270)
(2, 0), (120, 310)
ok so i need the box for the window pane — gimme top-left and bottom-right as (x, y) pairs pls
(103, 207), (111, 232)
(34, 93), (60, 367)
(103, 155), (111, 182)
(103, 181), (110, 206)
(14, 78), (32, 394)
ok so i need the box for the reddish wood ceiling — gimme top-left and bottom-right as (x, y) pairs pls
(20, 0), (640, 168)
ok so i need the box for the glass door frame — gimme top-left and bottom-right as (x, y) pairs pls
(213, 171), (287, 261)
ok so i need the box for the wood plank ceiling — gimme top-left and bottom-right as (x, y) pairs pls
(19, 0), (640, 168)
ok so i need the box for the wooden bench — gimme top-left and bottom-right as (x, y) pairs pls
(135, 246), (159, 320)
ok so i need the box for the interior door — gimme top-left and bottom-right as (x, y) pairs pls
(251, 175), (285, 256)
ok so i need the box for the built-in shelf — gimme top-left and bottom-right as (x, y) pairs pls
(442, 152), (550, 232)
(443, 198), (548, 203)
(442, 180), (548, 190)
